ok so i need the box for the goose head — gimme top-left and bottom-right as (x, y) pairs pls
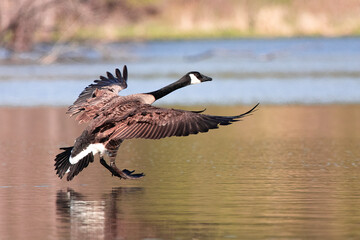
(144, 70), (213, 102)
(186, 71), (212, 85)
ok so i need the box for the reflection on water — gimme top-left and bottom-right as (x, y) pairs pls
(1, 105), (360, 239)
(56, 187), (145, 240)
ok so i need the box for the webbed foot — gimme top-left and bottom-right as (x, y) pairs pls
(121, 169), (145, 179)
(100, 158), (145, 180)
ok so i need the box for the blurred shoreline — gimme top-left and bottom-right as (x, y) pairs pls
(1, 0), (360, 53)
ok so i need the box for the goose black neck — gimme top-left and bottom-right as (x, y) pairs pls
(147, 77), (188, 100)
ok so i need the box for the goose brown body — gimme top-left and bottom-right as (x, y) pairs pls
(54, 65), (259, 181)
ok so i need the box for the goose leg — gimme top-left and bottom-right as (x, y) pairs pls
(110, 158), (145, 179)
(100, 157), (121, 177)
(100, 156), (144, 179)
(102, 140), (145, 179)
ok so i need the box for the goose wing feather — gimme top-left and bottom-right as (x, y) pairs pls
(104, 103), (259, 140)
(67, 66), (128, 121)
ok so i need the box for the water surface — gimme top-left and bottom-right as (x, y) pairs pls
(0, 105), (360, 239)
(1, 38), (360, 105)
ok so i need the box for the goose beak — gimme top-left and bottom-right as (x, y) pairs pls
(201, 74), (212, 82)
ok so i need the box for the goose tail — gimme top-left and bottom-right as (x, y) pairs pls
(54, 147), (73, 180)
(54, 146), (96, 181)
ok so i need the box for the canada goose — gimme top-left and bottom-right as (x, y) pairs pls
(54, 65), (259, 181)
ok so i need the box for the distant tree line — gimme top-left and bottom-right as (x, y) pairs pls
(0, 0), (159, 52)
(1, 0), (359, 53)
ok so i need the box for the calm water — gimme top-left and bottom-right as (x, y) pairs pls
(1, 38), (360, 105)
(1, 105), (360, 239)
(1, 38), (360, 239)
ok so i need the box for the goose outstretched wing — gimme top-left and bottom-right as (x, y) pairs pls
(100, 103), (259, 141)
(67, 66), (128, 122)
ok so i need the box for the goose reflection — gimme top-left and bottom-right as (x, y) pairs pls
(56, 187), (145, 240)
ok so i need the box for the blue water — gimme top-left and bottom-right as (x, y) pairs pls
(1, 38), (359, 105)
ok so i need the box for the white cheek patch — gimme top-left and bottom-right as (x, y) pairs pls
(190, 73), (201, 85)
(69, 143), (106, 164)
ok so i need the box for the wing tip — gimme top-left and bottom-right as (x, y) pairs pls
(235, 102), (260, 119)
(66, 66), (129, 118)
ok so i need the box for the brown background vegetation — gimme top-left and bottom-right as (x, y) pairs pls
(1, 0), (360, 52)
